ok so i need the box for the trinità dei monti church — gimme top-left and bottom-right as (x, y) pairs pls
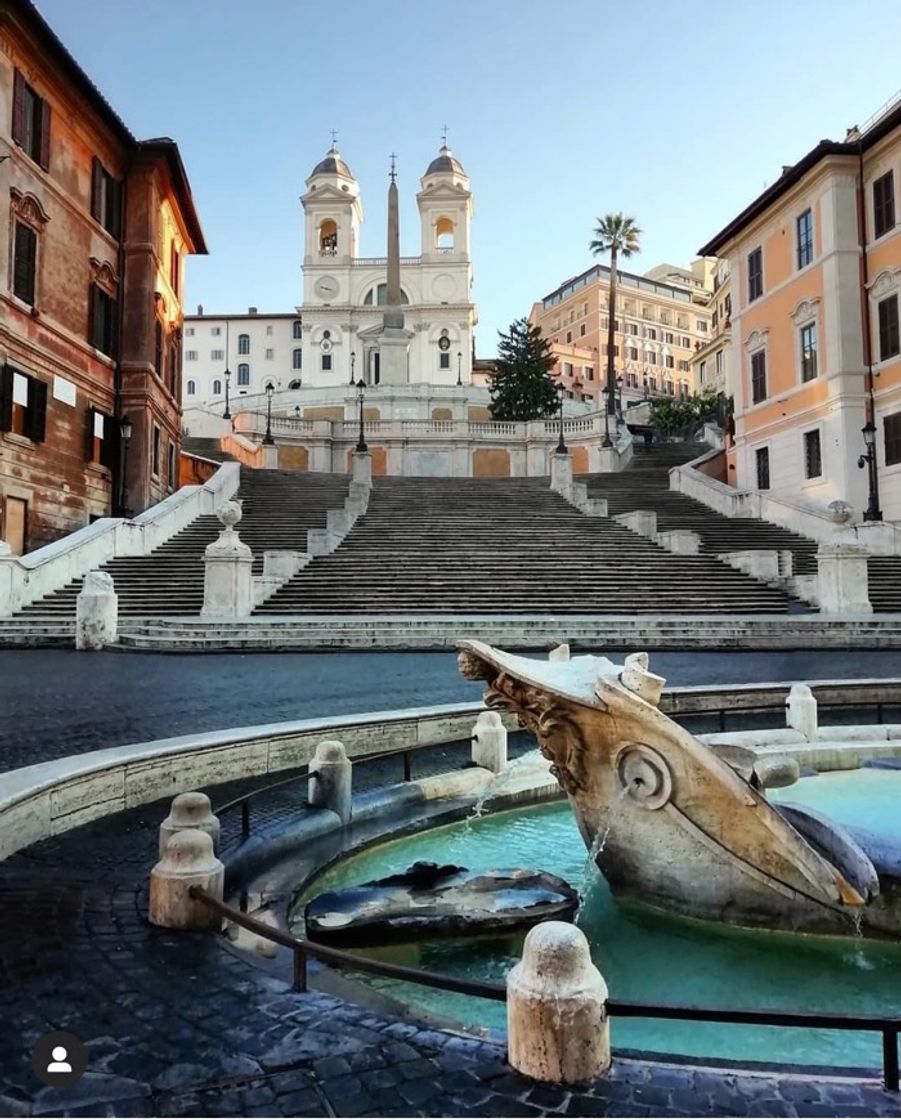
(183, 140), (602, 477)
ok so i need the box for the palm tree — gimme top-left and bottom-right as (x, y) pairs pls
(590, 214), (641, 445)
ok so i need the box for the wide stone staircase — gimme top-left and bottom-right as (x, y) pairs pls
(17, 470), (350, 618)
(257, 474), (798, 615)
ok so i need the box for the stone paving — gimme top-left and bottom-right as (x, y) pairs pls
(4, 648), (901, 771)
(2, 777), (901, 1117)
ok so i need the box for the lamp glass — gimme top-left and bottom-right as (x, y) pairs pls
(862, 422), (876, 447)
(120, 416), (133, 441)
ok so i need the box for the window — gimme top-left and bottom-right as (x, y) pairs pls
(584, 366), (594, 381)
(756, 446), (770, 490)
(212, 379), (222, 395)
(878, 294), (900, 361)
(89, 284), (118, 357)
(237, 363), (250, 386)
(796, 209), (813, 269)
(265, 348), (274, 360)
(646, 328), (657, 341)
(724, 294), (732, 319)
(648, 352), (658, 366)
(211, 349), (224, 361)
(266, 325), (273, 336)
(665, 380), (674, 395)
(90, 158), (122, 238)
(628, 347), (639, 361)
(665, 355), (674, 369)
(696, 320), (708, 332)
(748, 247), (763, 301)
(800, 322), (818, 381)
(186, 380), (196, 395)
(185, 350), (197, 361)
(0, 366), (48, 441)
(715, 350), (724, 377)
(292, 349), (302, 370)
(439, 352), (450, 369)
(678, 360), (690, 372)
(628, 323), (638, 335)
(321, 353), (332, 371)
(83, 406), (117, 467)
(648, 376), (657, 392)
(293, 320), (303, 339)
(699, 360), (707, 384)
(185, 327), (194, 337)
(874, 171), (896, 239)
(168, 441), (176, 489)
(11, 71), (50, 170)
(12, 221), (37, 305)
(804, 429), (822, 479)
(751, 349), (767, 403)
(885, 412), (901, 466)
(566, 331), (572, 343)
(169, 245), (180, 297)
(681, 335), (691, 348)
(152, 426), (161, 478)
(211, 326), (221, 336)
(288, 379), (302, 390)
(238, 333), (250, 355)
(664, 332), (674, 344)
(580, 324), (586, 337)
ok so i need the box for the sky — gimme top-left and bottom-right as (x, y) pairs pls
(35, 0), (901, 356)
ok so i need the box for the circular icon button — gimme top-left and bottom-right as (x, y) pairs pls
(32, 1031), (87, 1087)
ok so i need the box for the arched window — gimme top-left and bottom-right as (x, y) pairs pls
(154, 320), (163, 376)
(288, 379), (302, 390)
(363, 283), (409, 306)
(186, 379), (196, 396)
(293, 320), (303, 339)
(293, 348), (303, 369)
(435, 216), (455, 250)
(237, 333), (250, 355)
(319, 219), (338, 254)
(237, 363), (250, 386)
(212, 379), (222, 395)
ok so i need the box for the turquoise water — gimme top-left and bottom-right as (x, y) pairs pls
(293, 770), (901, 1068)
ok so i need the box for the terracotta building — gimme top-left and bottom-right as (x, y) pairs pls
(0, 0), (206, 553)
(699, 95), (901, 523)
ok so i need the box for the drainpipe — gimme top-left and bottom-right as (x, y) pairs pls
(113, 173), (128, 517)
(857, 139), (882, 520)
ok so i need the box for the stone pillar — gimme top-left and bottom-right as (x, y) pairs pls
(0, 540), (17, 619)
(549, 643), (571, 662)
(786, 683), (817, 741)
(507, 921), (610, 1084)
(262, 444), (279, 469)
(614, 510), (657, 537)
(75, 570), (118, 650)
(262, 550), (305, 580)
(158, 792), (221, 857)
(202, 501), (254, 618)
(655, 529), (700, 555)
(149, 830), (224, 930)
(352, 451), (372, 487)
(471, 710), (508, 773)
(549, 452), (572, 497)
(308, 739), (352, 824)
(816, 545), (872, 615)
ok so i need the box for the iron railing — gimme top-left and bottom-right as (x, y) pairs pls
(189, 888), (901, 1092)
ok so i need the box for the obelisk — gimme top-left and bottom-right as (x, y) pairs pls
(377, 153), (410, 384)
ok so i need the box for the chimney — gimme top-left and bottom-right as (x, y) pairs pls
(845, 125), (861, 142)
(197, 303), (203, 315)
(781, 165), (793, 176)
(248, 306), (258, 315)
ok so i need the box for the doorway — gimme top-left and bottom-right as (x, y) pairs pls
(3, 496), (27, 554)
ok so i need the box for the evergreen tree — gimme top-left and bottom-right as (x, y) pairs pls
(488, 318), (559, 421)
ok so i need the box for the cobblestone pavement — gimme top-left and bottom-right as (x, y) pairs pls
(4, 647), (901, 772)
(2, 781), (901, 1117)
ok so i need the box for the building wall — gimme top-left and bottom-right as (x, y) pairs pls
(183, 313), (301, 405)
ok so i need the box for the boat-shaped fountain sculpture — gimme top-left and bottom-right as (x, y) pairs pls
(457, 641), (900, 938)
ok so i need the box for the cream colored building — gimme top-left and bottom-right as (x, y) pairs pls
(692, 258), (732, 394)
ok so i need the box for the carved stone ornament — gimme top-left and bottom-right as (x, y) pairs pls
(89, 258), (118, 292)
(744, 328), (768, 353)
(10, 189), (50, 228)
(869, 268), (901, 302)
(790, 297), (820, 325)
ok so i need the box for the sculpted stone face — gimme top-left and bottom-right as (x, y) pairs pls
(457, 639), (901, 940)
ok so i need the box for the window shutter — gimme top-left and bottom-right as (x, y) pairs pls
(85, 407), (97, 461)
(38, 97), (51, 171)
(26, 377), (47, 442)
(13, 223), (37, 305)
(110, 296), (120, 358)
(0, 366), (14, 432)
(101, 414), (120, 470)
(12, 71), (25, 147)
(108, 176), (122, 239)
(91, 157), (103, 221)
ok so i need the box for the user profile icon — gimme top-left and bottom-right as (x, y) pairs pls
(32, 1031), (87, 1087)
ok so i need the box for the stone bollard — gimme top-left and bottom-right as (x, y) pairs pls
(158, 792), (221, 857)
(202, 501), (254, 617)
(471, 710), (508, 773)
(308, 739), (352, 824)
(149, 830), (224, 930)
(549, 643), (571, 662)
(352, 451), (372, 487)
(786, 683), (817, 741)
(507, 921), (610, 1084)
(75, 570), (118, 650)
(550, 452), (573, 497)
(816, 544), (872, 615)
(262, 444), (279, 469)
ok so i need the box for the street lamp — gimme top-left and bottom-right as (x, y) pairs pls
(456, 351), (462, 386)
(355, 378), (368, 453)
(601, 381), (612, 448)
(616, 375), (624, 422)
(119, 414), (133, 517)
(555, 382), (567, 454)
(857, 420), (883, 521)
(263, 381), (275, 445)
(349, 350), (356, 386)
(223, 366), (231, 421)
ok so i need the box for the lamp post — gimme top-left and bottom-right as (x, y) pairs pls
(349, 350), (356, 386)
(858, 420), (883, 521)
(119, 414), (133, 517)
(355, 378), (368, 453)
(223, 366), (231, 421)
(456, 351), (462, 386)
(556, 382), (567, 454)
(263, 381), (275, 445)
(616, 375), (624, 422)
(601, 382), (612, 448)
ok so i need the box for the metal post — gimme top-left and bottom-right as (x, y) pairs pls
(883, 1027), (899, 1092)
(263, 382), (275, 445)
(403, 751), (412, 782)
(349, 350), (356, 386)
(241, 800), (251, 840)
(356, 378), (368, 453)
(601, 386), (612, 448)
(293, 948), (308, 993)
(860, 422), (883, 521)
(556, 388), (566, 454)
(457, 350), (462, 386)
(223, 368), (231, 420)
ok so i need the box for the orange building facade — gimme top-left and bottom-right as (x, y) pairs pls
(0, 0), (205, 553)
(700, 99), (901, 523)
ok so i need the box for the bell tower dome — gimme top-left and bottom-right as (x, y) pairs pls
(417, 140), (472, 261)
(301, 143), (363, 268)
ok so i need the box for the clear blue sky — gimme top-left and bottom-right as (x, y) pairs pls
(37, 0), (901, 356)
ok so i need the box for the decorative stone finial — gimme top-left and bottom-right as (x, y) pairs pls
(827, 500), (854, 524)
(216, 500), (243, 530)
(619, 651), (666, 706)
